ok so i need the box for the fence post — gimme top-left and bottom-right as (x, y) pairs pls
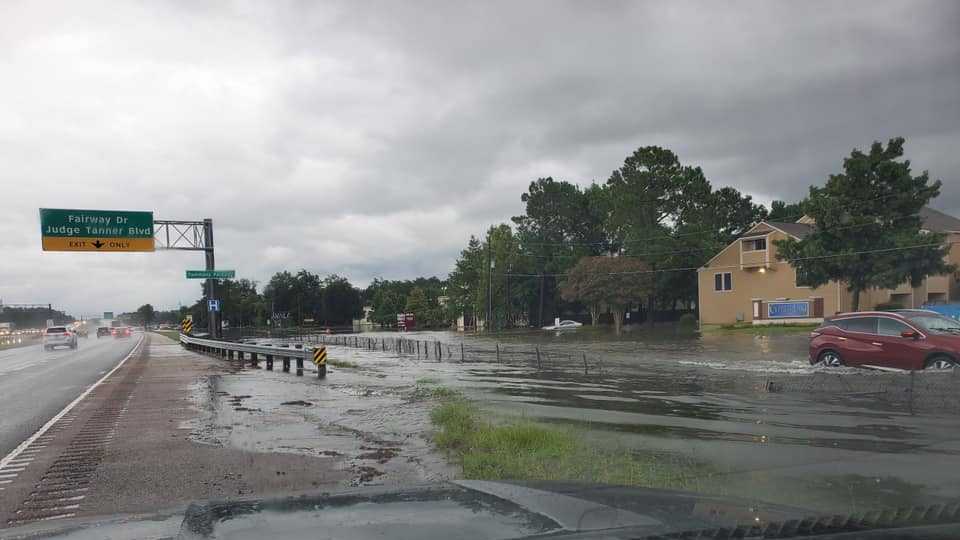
(417, 340), (420, 357)
(536, 345), (542, 369)
(909, 369), (916, 415)
(583, 353), (588, 375)
(296, 357), (303, 376)
(461, 342), (464, 361)
(496, 343), (500, 363)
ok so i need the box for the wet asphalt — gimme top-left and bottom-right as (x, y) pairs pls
(0, 335), (138, 459)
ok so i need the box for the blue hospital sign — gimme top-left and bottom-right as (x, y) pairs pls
(767, 301), (809, 319)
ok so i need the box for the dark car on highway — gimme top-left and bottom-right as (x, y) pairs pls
(112, 326), (132, 339)
(810, 310), (960, 370)
(96, 326), (111, 338)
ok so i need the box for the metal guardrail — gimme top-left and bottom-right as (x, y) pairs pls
(179, 333), (327, 378)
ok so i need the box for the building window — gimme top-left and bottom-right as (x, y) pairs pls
(714, 272), (732, 291)
(796, 267), (814, 287)
(742, 238), (767, 251)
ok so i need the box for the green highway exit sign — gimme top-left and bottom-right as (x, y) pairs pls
(186, 270), (236, 279)
(40, 208), (154, 252)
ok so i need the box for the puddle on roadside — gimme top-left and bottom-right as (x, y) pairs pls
(185, 329), (960, 512)
(185, 369), (456, 488)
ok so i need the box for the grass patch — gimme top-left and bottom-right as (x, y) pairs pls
(328, 358), (358, 368)
(154, 330), (181, 341)
(416, 377), (440, 385)
(430, 399), (709, 490)
(412, 383), (462, 401)
(702, 323), (818, 335)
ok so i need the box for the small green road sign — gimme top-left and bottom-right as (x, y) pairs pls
(39, 208), (154, 252)
(103, 312), (114, 319)
(185, 270), (236, 279)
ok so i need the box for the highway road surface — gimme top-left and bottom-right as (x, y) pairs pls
(0, 334), (139, 460)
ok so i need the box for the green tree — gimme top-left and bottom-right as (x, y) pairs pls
(560, 256), (653, 333)
(607, 146), (713, 324)
(262, 270), (323, 323)
(767, 199), (807, 222)
(446, 236), (485, 326)
(321, 275), (362, 324)
(776, 137), (954, 310)
(512, 178), (603, 326)
(404, 287), (434, 326)
(135, 304), (155, 327)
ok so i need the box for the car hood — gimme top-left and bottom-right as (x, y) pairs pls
(4, 481), (960, 540)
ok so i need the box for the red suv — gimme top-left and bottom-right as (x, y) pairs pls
(809, 310), (960, 370)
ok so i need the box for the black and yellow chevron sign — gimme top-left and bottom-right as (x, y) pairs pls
(312, 346), (327, 366)
(181, 318), (193, 334)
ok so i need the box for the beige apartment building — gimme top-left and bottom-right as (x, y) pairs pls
(697, 207), (960, 326)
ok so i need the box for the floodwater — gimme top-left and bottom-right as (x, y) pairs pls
(201, 325), (960, 515)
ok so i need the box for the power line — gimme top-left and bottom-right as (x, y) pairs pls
(515, 209), (941, 262)
(499, 240), (956, 278)
(518, 191), (920, 248)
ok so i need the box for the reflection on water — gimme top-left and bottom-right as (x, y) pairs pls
(304, 326), (960, 512)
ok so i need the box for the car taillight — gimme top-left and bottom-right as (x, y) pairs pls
(810, 331), (821, 338)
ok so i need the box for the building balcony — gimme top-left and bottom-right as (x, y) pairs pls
(741, 249), (768, 269)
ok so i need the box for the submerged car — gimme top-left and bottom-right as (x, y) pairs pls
(542, 320), (583, 331)
(809, 310), (960, 370)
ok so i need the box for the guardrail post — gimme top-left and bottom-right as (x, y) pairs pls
(266, 354), (273, 370)
(250, 352), (258, 367)
(296, 357), (303, 376)
(282, 357), (290, 372)
(237, 350), (244, 362)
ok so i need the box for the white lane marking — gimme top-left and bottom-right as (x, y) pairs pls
(0, 336), (144, 470)
(0, 467), (26, 472)
(0, 480), (13, 485)
(0, 473), (18, 479)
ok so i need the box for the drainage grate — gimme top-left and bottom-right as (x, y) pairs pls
(7, 346), (149, 526)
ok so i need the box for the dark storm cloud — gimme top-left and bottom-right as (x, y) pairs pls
(0, 0), (957, 315)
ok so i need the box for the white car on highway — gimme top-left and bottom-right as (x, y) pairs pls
(42, 326), (78, 351)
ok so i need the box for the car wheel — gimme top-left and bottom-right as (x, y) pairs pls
(818, 349), (843, 367)
(925, 355), (957, 370)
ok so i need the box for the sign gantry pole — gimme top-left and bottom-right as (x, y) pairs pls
(152, 218), (224, 339)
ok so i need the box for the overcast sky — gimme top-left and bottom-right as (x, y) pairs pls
(1, 0), (958, 317)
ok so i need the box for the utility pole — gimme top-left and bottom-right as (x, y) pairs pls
(485, 231), (492, 332)
(203, 218), (219, 338)
(505, 269), (510, 330)
(538, 272), (545, 329)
